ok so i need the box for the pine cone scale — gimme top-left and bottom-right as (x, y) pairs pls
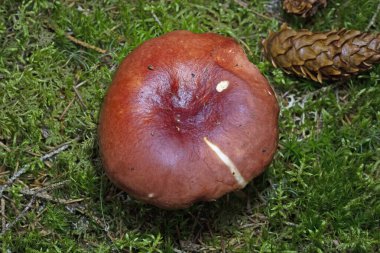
(351, 54), (370, 67)
(293, 33), (327, 49)
(276, 53), (295, 67)
(336, 30), (362, 47)
(312, 53), (333, 70)
(299, 46), (318, 61)
(367, 36), (380, 50)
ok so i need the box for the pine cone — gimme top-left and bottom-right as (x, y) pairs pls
(262, 24), (380, 83)
(283, 0), (327, 18)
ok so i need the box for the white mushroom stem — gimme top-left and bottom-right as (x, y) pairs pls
(203, 137), (247, 188)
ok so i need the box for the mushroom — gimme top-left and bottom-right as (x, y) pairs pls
(98, 31), (279, 209)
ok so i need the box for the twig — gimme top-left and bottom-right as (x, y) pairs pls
(19, 189), (85, 204)
(54, 135), (81, 149)
(25, 150), (40, 157)
(221, 238), (226, 253)
(1, 198), (5, 233)
(45, 22), (107, 54)
(16, 180), (78, 205)
(249, 7), (276, 21)
(64, 33), (107, 54)
(75, 80), (87, 89)
(151, 11), (163, 27)
(73, 82), (87, 110)
(188, 209), (203, 242)
(64, 198), (87, 204)
(236, 0), (279, 21)
(59, 97), (75, 121)
(234, 0), (248, 8)
(32, 180), (70, 192)
(6, 198), (19, 216)
(0, 171), (10, 178)
(0, 139), (76, 198)
(0, 166), (29, 199)
(40, 144), (70, 161)
(73, 206), (115, 241)
(366, 1), (380, 31)
(0, 141), (11, 152)
(0, 180), (77, 235)
(1, 195), (36, 235)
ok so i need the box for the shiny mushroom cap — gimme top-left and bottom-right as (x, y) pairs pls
(98, 31), (279, 209)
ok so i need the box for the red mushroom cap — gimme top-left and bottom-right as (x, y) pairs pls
(98, 31), (279, 209)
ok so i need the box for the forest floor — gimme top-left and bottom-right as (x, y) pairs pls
(0, 0), (379, 252)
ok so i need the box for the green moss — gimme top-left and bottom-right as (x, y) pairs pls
(1, 0), (379, 252)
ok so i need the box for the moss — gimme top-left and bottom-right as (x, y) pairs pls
(1, 0), (379, 252)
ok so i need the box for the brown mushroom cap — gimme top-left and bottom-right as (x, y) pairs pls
(98, 31), (279, 209)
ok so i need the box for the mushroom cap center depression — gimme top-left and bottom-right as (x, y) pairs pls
(132, 62), (253, 142)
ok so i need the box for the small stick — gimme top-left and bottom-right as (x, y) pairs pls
(234, 0), (248, 8)
(0, 180), (75, 235)
(25, 150), (40, 157)
(0, 138), (76, 198)
(30, 180), (70, 192)
(0, 171), (10, 177)
(0, 141), (11, 152)
(250, 7), (276, 21)
(205, 221), (214, 238)
(45, 22), (107, 54)
(19, 189), (85, 204)
(73, 86), (87, 110)
(1, 198), (5, 233)
(0, 195), (36, 235)
(42, 136), (79, 160)
(64, 198), (87, 204)
(40, 144), (70, 161)
(151, 11), (163, 27)
(0, 166), (29, 198)
(65, 33), (107, 54)
(366, 1), (380, 31)
(75, 80), (87, 89)
(59, 97), (75, 121)
(17, 180), (82, 205)
(74, 207), (115, 241)
(7, 198), (19, 216)
(72, 80), (87, 110)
